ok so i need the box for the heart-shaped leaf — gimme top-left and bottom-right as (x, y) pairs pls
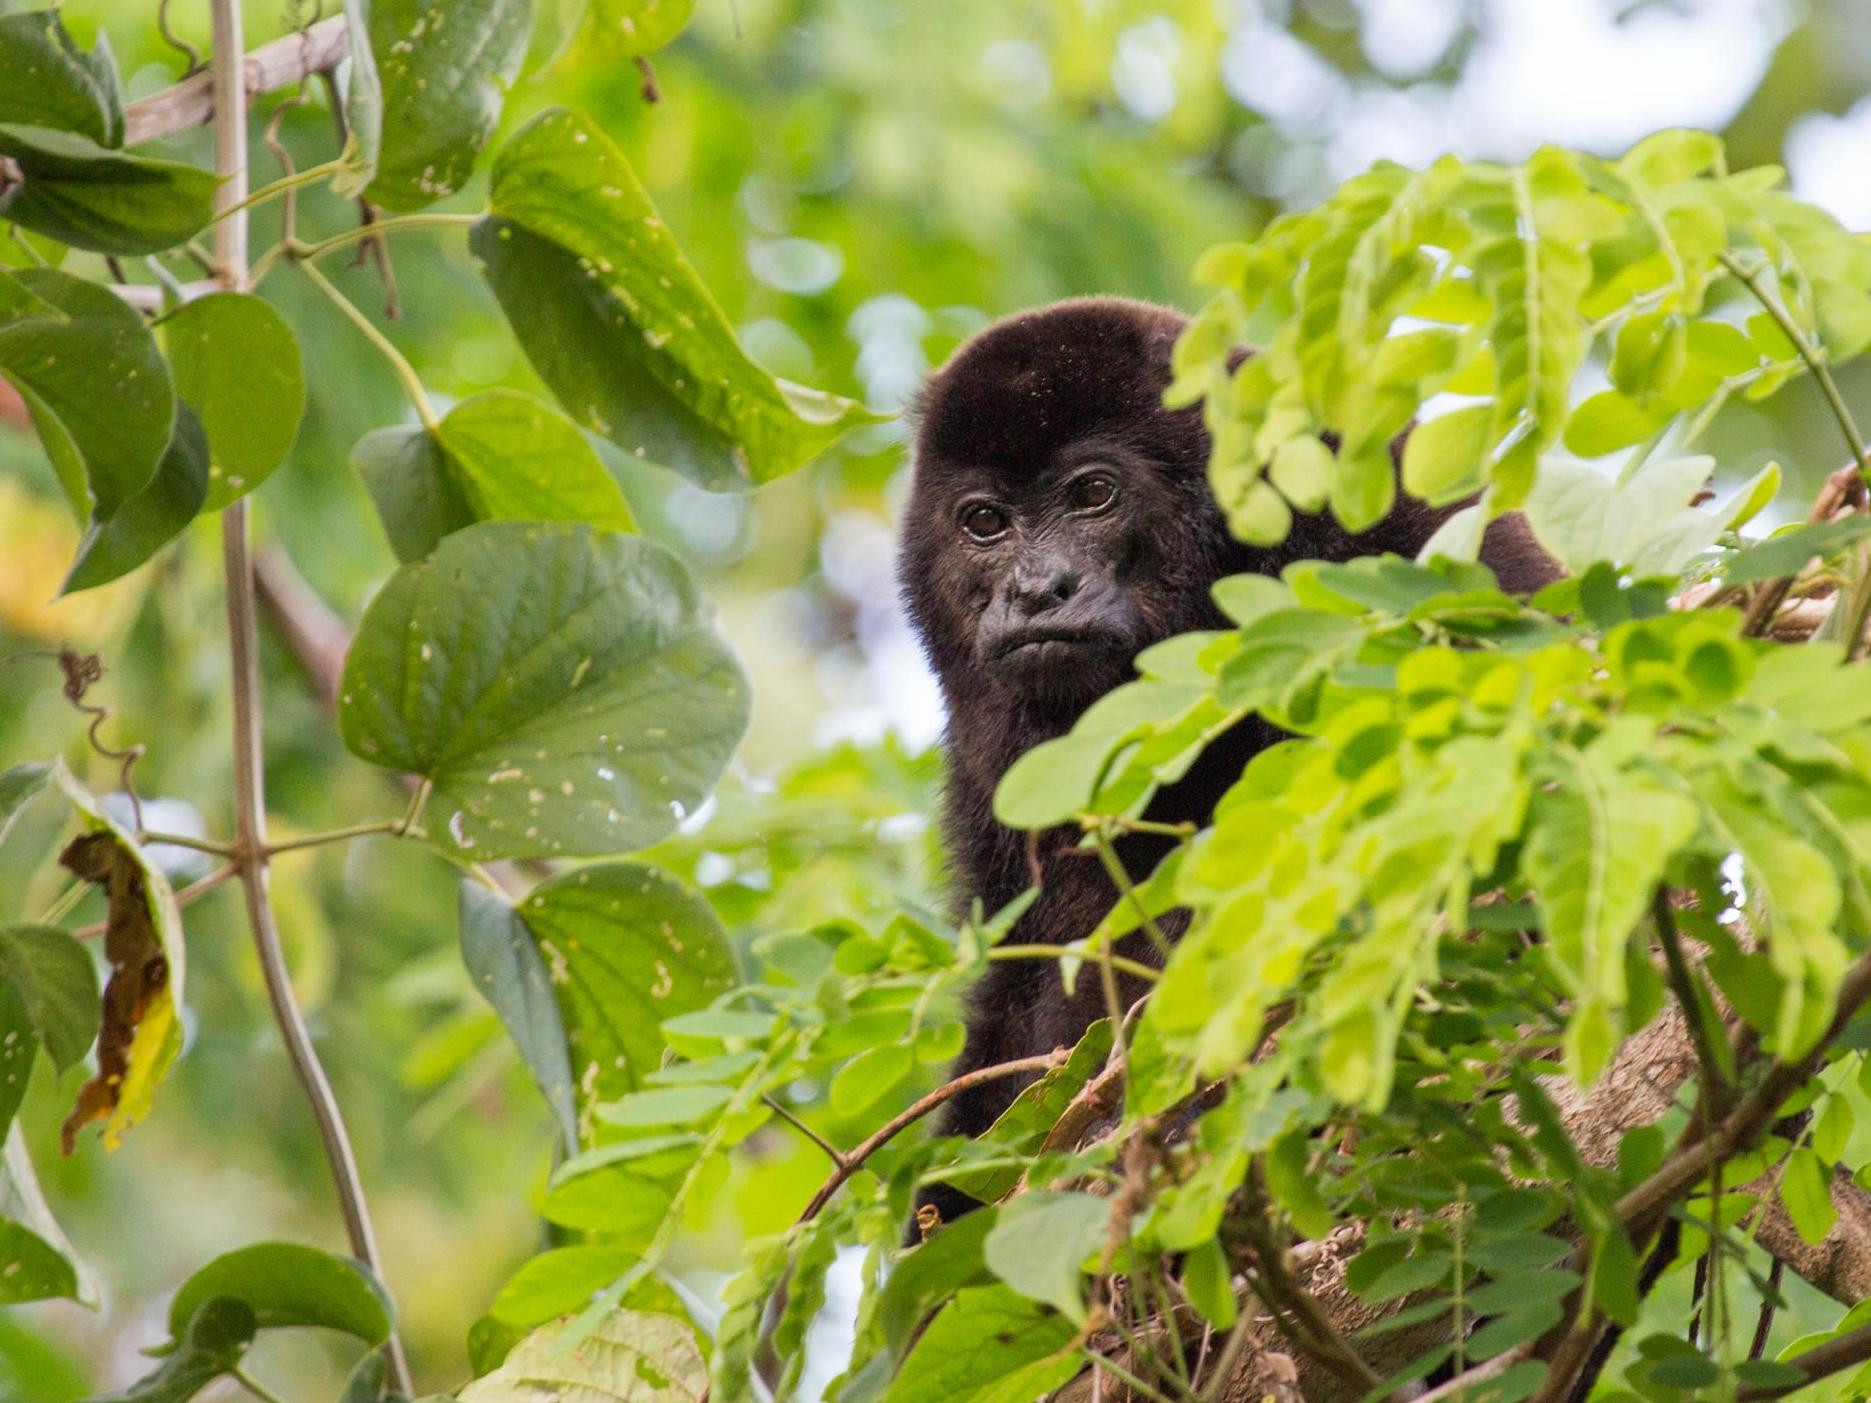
(474, 107), (882, 490)
(0, 9), (123, 147)
(163, 292), (305, 509)
(356, 388), (634, 563)
(0, 122), (217, 254)
(367, 0), (532, 211)
(339, 521), (747, 859)
(0, 266), (173, 524)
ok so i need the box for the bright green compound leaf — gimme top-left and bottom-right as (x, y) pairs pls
(367, 0), (532, 211)
(881, 1284), (1081, 1403)
(570, 0), (696, 58)
(0, 1219), (78, 1306)
(0, 9), (123, 146)
(1718, 517), (1871, 586)
(1402, 403), (1492, 504)
(339, 521), (749, 860)
(163, 292), (305, 510)
(0, 267), (173, 525)
(474, 107), (883, 490)
(1523, 454), (1778, 579)
(62, 404), (208, 594)
(506, 862), (736, 1135)
(358, 389), (636, 562)
(49, 761), (185, 1152)
(982, 1192), (1108, 1325)
(0, 762), (51, 848)
(167, 1242), (393, 1344)
(829, 1042), (913, 1117)
(0, 123), (217, 254)
(0, 924), (98, 1072)
(458, 882), (579, 1152)
(459, 1309), (706, 1402)
(104, 1296), (256, 1403)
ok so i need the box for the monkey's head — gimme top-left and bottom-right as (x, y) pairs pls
(899, 297), (1241, 751)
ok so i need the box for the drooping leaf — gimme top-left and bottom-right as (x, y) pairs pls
(339, 521), (748, 860)
(162, 292), (305, 509)
(0, 267), (173, 524)
(1784, 1146), (1839, 1245)
(357, 388), (635, 563)
(458, 880), (579, 1152)
(61, 403), (209, 594)
(95, 1296), (255, 1403)
(167, 1242), (393, 1344)
(0, 924), (98, 1071)
(474, 108), (882, 490)
(0, 123), (217, 254)
(334, 0), (382, 197)
(1, 1124), (94, 1306)
(0, 1220), (79, 1307)
(49, 763), (184, 1152)
(457, 1309), (706, 1403)
(367, 0), (532, 210)
(0, 9), (124, 147)
(0, 988), (36, 1140)
(508, 862), (736, 1138)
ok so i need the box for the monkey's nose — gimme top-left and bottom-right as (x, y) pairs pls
(1012, 569), (1078, 615)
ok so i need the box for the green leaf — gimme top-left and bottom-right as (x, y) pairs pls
(475, 108), (882, 489)
(877, 1212), (998, 1358)
(882, 1285), (1080, 1403)
(458, 881), (579, 1153)
(571, 0), (697, 58)
(358, 389), (636, 563)
(162, 292), (305, 510)
(62, 403), (208, 594)
(507, 862), (736, 1136)
(99, 1296), (255, 1403)
(458, 1309), (707, 1402)
(1268, 434), (1332, 514)
(0, 924), (97, 1071)
(0, 1218), (79, 1307)
(334, 0), (382, 197)
(167, 1242), (393, 1344)
(339, 521), (748, 860)
(829, 1042), (913, 1117)
(0, 762), (52, 848)
(1523, 452), (1775, 580)
(1784, 1146), (1838, 1245)
(0, 123), (217, 254)
(1719, 517), (1871, 586)
(490, 1246), (639, 1330)
(0, 266), (173, 524)
(599, 1083), (732, 1128)
(1402, 404), (1492, 503)
(1181, 1237), (1237, 1330)
(981, 1191), (1107, 1325)
(1589, 1225), (1641, 1327)
(367, 0), (532, 211)
(0, 9), (123, 146)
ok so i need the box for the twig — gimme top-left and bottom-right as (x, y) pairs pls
(1740, 464), (1864, 638)
(206, 2), (409, 1391)
(1415, 1349), (1528, 1403)
(1750, 1257), (1784, 1361)
(794, 1049), (1069, 1224)
(762, 1094), (844, 1167)
(1736, 1315), (1871, 1398)
(123, 15), (349, 147)
(294, 257), (438, 429)
(250, 212), (477, 286)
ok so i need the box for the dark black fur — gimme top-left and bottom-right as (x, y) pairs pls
(898, 297), (1557, 1225)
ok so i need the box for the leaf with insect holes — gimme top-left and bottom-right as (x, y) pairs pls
(339, 521), (748, 860)
(474, 108), (884, 490)
(366, 0), (532, 211)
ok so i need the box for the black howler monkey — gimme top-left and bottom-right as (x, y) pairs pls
(897, 296), (1557, 1225)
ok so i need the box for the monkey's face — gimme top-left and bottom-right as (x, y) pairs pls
(899, 298), (1241, 730)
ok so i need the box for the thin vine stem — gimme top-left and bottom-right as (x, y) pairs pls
(206, 0), (410, 1392)
(250, 212), (478, 285)
(208, 158), (346, 227)
(986, 943), (1160, 983)
(295, 256), (439, 430)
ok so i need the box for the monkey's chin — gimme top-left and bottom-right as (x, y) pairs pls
(990, 638), (1129, 705)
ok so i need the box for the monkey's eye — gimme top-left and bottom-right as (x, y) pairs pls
(1068, 473), (1117, 512)
(961, 503), (1008, 540)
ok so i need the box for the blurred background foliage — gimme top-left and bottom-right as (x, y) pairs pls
(3, 0), (1871, 1394)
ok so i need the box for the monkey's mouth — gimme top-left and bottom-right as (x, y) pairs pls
(989, 625), (1129, 662)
